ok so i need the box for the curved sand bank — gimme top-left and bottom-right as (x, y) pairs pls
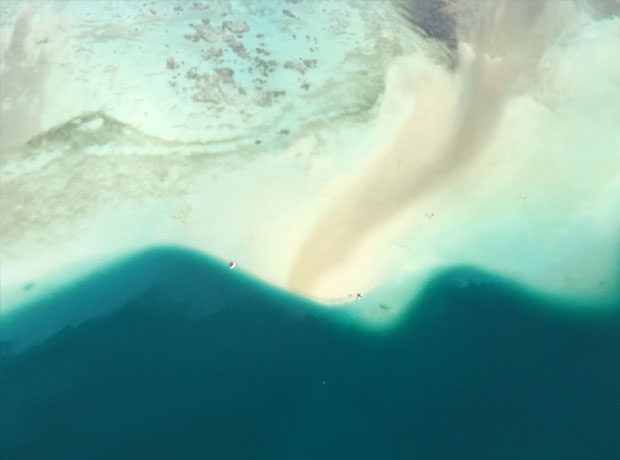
(3, 244), (613, 353)
(1, 0), (619, 310)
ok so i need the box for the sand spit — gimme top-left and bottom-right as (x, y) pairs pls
(1, 0), (619, 312)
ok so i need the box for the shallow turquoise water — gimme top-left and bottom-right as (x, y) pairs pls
(2, 248), (619, 459)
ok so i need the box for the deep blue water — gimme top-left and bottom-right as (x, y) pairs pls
(2, 247), (620, 460)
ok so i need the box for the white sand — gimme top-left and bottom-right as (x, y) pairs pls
(1, 0), (619, 316)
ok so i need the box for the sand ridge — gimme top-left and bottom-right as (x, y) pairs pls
(1, 0), (619, 312)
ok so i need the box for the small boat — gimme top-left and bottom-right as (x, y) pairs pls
(229, 261), (237, 270)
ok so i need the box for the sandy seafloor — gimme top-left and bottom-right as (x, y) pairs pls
(1, 0), (620, 458)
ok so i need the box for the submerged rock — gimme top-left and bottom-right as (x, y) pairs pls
(166, 57), (180, 70)
(222, 21), (250, 34)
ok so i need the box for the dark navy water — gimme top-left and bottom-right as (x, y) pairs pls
(2, 248), (620, 460)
